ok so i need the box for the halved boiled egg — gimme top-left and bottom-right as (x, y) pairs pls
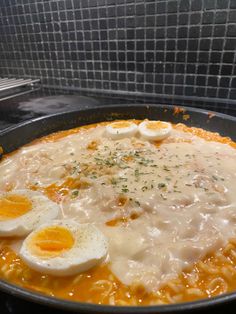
(0, 190), (59, 237)
(105, 121), (138, 140)
(20, 220), (108, 276)
(138, 120), (172, 141)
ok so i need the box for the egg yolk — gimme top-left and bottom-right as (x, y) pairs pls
(111, 121), (132, 129)
(0, 194), (32, 221)
(29, 226), (75, 258)
(146, 121), (168, 130)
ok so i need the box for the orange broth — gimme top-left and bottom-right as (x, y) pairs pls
(1, 241), (236, 305)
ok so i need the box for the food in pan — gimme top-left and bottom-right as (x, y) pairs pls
(20, 220), (108, 276)
(0, 190), (59, 236)
(0, 119), (236, 305)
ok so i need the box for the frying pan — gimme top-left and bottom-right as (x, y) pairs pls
(0, 104), (236, 314)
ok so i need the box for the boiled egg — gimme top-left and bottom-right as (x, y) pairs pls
(105, 121), (138, 140)
(20, 220), (108, 276)
(0, 190), (59, 237)
(138, 120), (172, 141)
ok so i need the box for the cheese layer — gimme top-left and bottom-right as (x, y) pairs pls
(0, 122), (236, 292)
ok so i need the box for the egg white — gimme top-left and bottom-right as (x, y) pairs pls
(105, 121), (138, 140)
(0, 190), (59, 237)
(138, 120), (172, 141)
(20, 220), (108, 276)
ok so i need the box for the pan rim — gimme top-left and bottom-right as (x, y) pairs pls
(1, 271), (236, 313)
(0, 103), (236, 137)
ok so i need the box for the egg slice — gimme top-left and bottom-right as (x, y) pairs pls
(0, 190), (59, 237)
(138, 120), (172, 141)
(20, 220), (108, 276)
(105, 121), (138, 140)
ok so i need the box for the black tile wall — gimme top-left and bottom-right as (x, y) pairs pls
(0, 0), (236, 100)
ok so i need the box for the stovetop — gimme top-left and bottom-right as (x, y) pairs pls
(0, 87), (236, 314)
(0, 87), (236, 131)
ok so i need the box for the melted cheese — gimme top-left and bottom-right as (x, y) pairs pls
(0, 121), (236, 295)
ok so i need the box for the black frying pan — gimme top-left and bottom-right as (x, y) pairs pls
(0, 104), (236, 314)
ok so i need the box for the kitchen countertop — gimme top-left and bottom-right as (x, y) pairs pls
(0, 87), (236, 131)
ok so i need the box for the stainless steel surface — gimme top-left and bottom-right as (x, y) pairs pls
(0, 78), (40, 92)
(0, 88), (41, 102)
